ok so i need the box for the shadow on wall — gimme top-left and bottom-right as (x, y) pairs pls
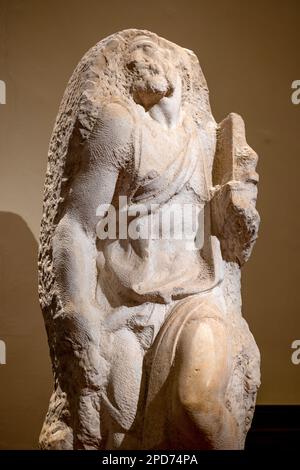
(0, 212), (52, 449)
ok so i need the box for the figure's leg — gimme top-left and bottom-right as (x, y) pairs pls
(102, 327), (145, 450)
(39, 388), (74, 449)
(143, 296), (240, 450)
(170, 305), (239, 449)
(40, 311), (106, 450)
(40, 214), (105, 449)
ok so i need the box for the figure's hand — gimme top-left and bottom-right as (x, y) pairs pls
(211, 181), (260, 266)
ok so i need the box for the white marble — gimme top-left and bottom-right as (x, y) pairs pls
(39, 29), (260, 450)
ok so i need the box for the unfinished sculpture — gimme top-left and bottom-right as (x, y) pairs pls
(38, 29), (260, 450)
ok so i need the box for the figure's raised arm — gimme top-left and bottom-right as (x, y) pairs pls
(38, 101), (134, 449)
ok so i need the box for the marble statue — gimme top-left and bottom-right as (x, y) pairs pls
(38, 29), (260, 450)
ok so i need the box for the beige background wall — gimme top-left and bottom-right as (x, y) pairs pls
(0, 0), (299, 449)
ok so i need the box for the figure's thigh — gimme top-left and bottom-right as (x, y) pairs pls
(169, 301), (237, 448)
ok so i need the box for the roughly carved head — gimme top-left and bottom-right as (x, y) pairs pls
(125, 34), (179, 110)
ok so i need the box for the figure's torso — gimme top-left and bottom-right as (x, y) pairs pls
(96, 104), (223, 305)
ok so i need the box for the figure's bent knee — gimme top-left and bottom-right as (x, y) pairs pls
(174, 312), (231, 412)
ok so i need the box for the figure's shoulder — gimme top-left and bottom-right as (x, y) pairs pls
(89, 99), (135, 149)
(98, 99), (135, 130)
